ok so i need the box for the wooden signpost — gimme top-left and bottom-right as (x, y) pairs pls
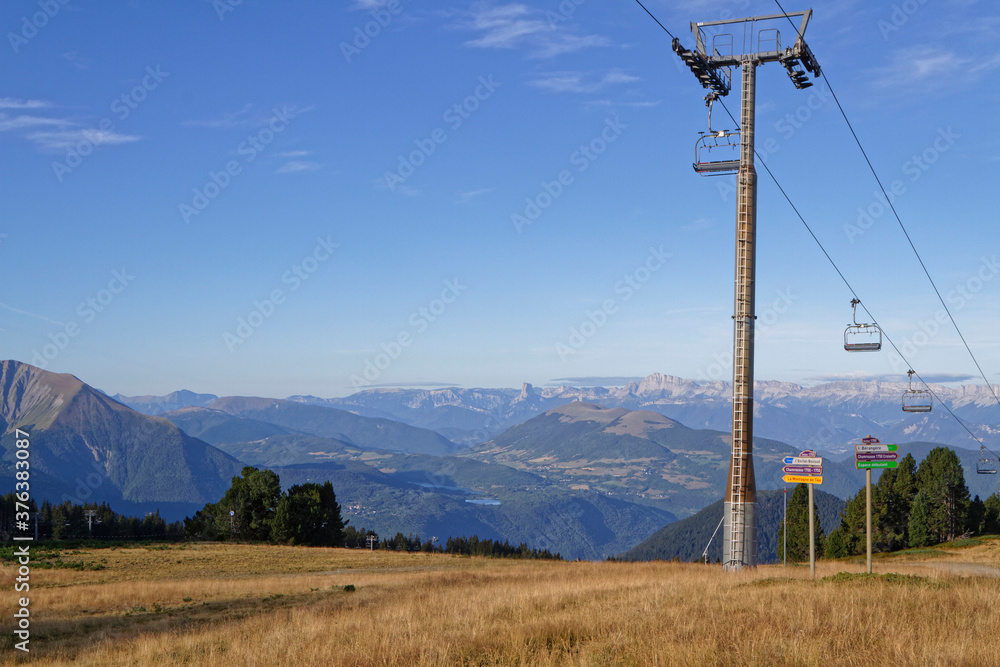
(782, 449), (823, 577)
(855, 436), (898, 574)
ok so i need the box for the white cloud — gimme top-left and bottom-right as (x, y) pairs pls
(0, 114), (70, 131)
(529, 69), (640, 94)
(276, 160), (322, 174)
(457, 3), (608, 59)
(28, 129), (140, 152)
(869, 46), (999, 90)
(455, 187), (494, 203)
(0, 98), (50, 110)
(181, 103), (258, 129)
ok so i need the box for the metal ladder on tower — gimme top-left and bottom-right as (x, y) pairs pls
(727, 59), (756, 568)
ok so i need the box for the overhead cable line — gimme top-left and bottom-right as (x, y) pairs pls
(634, 0), (675, 40)
(714, 96), (991, 453)
(633, 1), (992, 453)
(770, 0), (1000, 412)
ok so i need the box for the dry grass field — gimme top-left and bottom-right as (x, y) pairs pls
(4, 539), (1000, 666)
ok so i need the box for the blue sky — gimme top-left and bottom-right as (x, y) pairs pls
(1, 0), (998, 398)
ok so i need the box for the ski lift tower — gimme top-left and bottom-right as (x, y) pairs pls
(673, 11), (821, 570)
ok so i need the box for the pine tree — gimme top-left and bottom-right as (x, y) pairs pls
(778, 484), (825, 562)
(215, 466), (281, 541)
(913, 447), (970, 543)
(967, 495), (986, 534)
(872, 453), (918, 551)
(984, 493), (1000, 534)
(825, 488), (866, 558)
(908, 490), (933, 548)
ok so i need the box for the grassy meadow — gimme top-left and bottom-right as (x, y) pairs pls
(4, 539), (1000, 665)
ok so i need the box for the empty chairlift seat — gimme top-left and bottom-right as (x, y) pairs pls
(901, 369), (932, 413)
(977, 449), (997, 475)
(693, 130), (740, 176)
(844, 298), (882, 352)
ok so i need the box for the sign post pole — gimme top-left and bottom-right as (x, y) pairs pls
(808, 482), (815, 578)
(866, 467), (872, 574)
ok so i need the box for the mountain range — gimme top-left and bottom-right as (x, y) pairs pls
(0, 361), (242, 519)
(7, 361), (1000, 559)
(270, 374), (1000, 456)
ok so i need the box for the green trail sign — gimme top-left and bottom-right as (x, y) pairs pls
(855, 460), (899, 470)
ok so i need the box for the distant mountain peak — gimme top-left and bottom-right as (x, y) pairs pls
(549, 401), (629, 424)
(516, 382), (538, 401)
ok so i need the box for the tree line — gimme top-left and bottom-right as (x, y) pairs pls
(340, 526), (559, 559)
(0, 494), (181, 540)
(182, 467), (560, 558)
(779, 446), (1000, 562)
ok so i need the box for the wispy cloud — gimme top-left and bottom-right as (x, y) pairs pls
(455, 187), (494, 203)
(0, 114), (70, 132)
(0, 302), (65, 327)
(529, 69), (640, 94)
(547, 376), (645, 386)
(0, 108), (139, 153)
(456, 3), (609, 59)
(806, 372), (978, 384)
(0, 98), (50, 110)
(28, 129), (140, 152)
(182, 103), (259, 129)
(870, 46), (999, 90)
(183, 103), (316, 131)
(276, 160), (322, 174)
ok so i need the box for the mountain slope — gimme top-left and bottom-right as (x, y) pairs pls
(460, 401), (859, 519)
(0, 361), (242, 517)
(619, 489), (846, 564)
(111, 389), (219, 416)
(205, 396), (459, 456)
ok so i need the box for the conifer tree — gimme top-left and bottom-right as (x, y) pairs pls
(778, 484), (825, 562)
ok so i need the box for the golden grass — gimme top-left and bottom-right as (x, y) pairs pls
(4, 540), (1000, 665)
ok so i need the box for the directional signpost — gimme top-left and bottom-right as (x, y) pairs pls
(854, 436), (899, 574)
(855, 460), (899, 469)
(782, 450), (822, 577)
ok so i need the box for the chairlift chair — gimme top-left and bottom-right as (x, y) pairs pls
(977, 447), (997, 475)
(901, 369), (932, 413)
(693, 129), (740, 175)
(844, 298), (882, 352)
(692, 93), (740, 176)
